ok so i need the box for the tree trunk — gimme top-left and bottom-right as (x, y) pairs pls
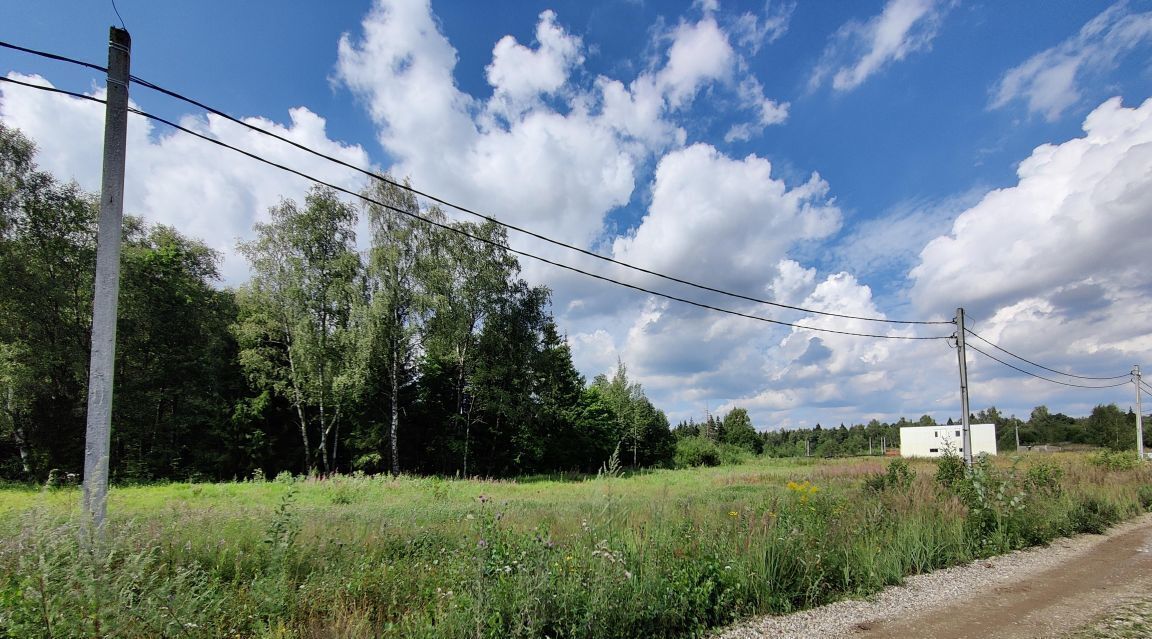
(456, 341), (470, 476)
(283, 337), (312, 472)
(331, 413), (341, 475)
(7, 387), (31, 477)
(390, 339), (401, 476)
(318, 390), (330, 476)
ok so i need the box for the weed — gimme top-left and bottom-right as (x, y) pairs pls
(1090, 450), (1140, 471)
(1069, 495), (1121, 534)
(1, 454), (1148, 637)
(864, 459), (915, 492)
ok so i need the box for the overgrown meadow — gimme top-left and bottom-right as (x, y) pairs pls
(2, 452), (1150, 638)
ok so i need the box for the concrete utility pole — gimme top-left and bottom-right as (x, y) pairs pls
(82, 26), (131, 533)
(1136, 365), (1145, 462)
(955, 308), (973, 468)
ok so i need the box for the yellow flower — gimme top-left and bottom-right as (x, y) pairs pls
(728, 510), (739, 518)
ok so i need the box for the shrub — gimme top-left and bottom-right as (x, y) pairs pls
(1024, 460), (1064, 496)
(1090, 449), (1139, 471)
(674, 436), (721, 468)
(863, 458), (915, 492)
(934, 448), (966, 489)
(1068, 495), (1121, 534)
(1138, 485), (1152, 512)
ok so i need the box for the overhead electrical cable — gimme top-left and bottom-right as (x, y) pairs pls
(0, 37), (952, 327)
(0, 41), (107, 74)
(0, 76), (953, 342)
(966, 342), (1132, 389)
(964, 328), (1130, 380)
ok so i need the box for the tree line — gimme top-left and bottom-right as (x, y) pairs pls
(0, 123), (1144, 481)
(0, 123), (674, 481)
(752, 405), (1146, 459)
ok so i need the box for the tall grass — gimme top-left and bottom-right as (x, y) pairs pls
(1, 454), (1149, 638)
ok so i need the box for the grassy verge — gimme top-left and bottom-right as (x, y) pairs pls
(1, 453), (1149, 638)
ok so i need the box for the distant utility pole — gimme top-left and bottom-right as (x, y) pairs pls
(955, 308), (973, 468)
(81, 26), (131, 533)
(1136, 365), (1145, 462)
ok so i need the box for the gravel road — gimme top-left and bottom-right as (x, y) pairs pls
(715, 512), (1152, 639)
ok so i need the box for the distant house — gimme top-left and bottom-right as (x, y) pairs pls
(899, 423), (997, 458)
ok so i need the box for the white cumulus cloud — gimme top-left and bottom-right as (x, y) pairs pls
(0, 73), (372, 283)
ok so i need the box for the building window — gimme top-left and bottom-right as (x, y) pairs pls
(934, 431), (939, 438)
(955, 430), (961, 437)
(929, 448), (939, 453)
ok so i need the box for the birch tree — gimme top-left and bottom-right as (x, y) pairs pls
(236, 187), (361, 474)
(360, 177), (442, 475)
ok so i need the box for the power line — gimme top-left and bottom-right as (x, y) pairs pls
(0, 76), (953, 342)
(128, 73), (949, 326)
(0, 41), (107, 74)
(966, 342), (1132, 389)
(110, 0), (127, 31)
(964, 328), (1130, 380)
(0, 38), (952, 327)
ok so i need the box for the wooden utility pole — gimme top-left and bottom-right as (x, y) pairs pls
(81, 26), (131, 532)
(955, 308), (973, 468)
(1136, 365), (1145, 462)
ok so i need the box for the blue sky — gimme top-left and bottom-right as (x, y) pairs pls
(3, 0), (1152, 430)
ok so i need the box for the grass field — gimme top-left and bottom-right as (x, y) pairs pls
(2, 453), (1150, 638)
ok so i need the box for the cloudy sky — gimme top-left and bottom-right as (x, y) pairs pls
(3, 0), (1151, 430)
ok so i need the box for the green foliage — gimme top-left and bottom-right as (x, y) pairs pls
(591, 362), (674, 469)
(0, 520), (228, 637)
(1090, 449), (1140, 471)
(673, 436), (749, 468)
(674, 436), (722, 467)
(720, 408), (762, 454)
(1138, 485), (1152, 512)
(864, 458), (915, 492)
(1024, 460), (1064, 496)
(1068, 495), (1122, 535)
(1, 454), (1149, 637)
(934, 447), (967, 490)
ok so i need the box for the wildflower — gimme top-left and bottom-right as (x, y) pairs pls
(477, 494), (490, 504)
(728, 510), (739, 518)
(477, 538), (488, 549)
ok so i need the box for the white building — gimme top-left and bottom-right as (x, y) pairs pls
(899, 423), (997, 458)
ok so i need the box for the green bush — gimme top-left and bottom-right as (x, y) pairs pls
(863, 458), (915, 492)
(1068, 495), (1121, 534)
(1138, 485), (1152, 512)
(1024, 460), (1063, 496)
(934, 448), (966, 489)
(674, 436), (721, 468)
(1090, 449), (1139, 471)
